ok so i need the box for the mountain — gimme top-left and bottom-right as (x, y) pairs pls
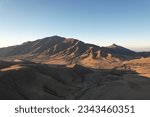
(106, 44), (137, 56)
(0, 35), (150, 100)
(139, 52), (150, 57)
(0, 36), (143, 69)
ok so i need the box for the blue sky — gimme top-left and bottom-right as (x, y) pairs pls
(0, 0), (150, 51)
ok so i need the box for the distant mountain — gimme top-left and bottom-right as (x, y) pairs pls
(139, 52), (150, 57)
(107, 44), (135, 54)
(105, 44), (138, 59)
(0, 35), (148, 68)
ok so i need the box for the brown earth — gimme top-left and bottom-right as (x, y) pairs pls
(0, 58), (150, 100)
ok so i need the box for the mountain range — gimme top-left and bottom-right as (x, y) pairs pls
(0, 35), (147, 68)
(0, 35), (150, 99)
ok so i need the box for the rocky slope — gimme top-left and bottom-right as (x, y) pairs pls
(0, 36), (142, 69)
(0, 60), (150, 100)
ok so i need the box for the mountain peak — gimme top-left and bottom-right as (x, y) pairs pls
(42, 35), (65, 40)
(51, 35), (64, 38)
(108, 43), (119, 48)
(112, 43), (118, 46)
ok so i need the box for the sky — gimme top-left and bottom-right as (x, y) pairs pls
(0, 0), (150, 51)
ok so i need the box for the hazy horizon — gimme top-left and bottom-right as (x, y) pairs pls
(0, 0), (150, 51)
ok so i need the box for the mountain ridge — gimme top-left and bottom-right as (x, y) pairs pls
(0, 35), (149, 68)
(0, 36), (150, 100)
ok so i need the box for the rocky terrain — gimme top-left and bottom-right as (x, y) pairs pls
(0, 36), (150, 99)
(0, 36), (141, 68)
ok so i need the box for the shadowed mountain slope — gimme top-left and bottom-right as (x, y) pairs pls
(105, 44), (138, 59)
